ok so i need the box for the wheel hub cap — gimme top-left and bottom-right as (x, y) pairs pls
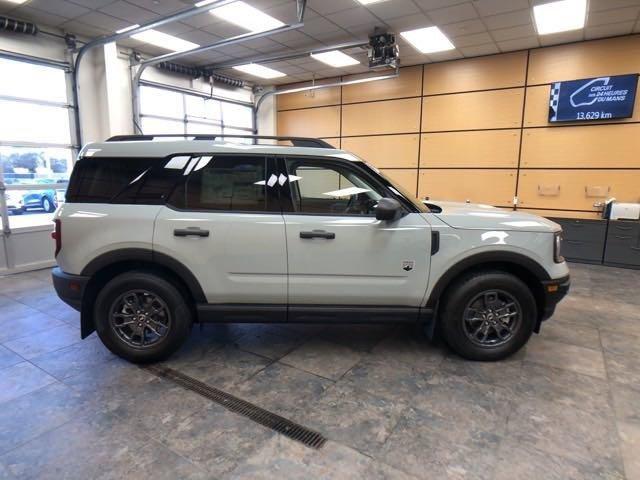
(462, 290), (521, 348)
(109, 290), (171, 349)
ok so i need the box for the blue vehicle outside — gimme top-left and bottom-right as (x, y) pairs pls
(6, 179), (61, 215)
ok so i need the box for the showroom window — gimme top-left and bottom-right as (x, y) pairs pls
(139, 85), (254, 140)
(0, 57), (75, 230)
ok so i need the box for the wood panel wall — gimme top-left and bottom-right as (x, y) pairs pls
(277, 35), (640, 219)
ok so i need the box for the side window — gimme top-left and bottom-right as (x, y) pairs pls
(113, 156), (191, 205)
(285, 159), (384, 215)
(170, 155), (270, 212)
(66, 157), (156, 203)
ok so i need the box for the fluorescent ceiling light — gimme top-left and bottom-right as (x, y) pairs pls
(209, 1), (285, 33)
(131, 29), (199, 52)
(116, 24), (140, 34)
(194, 0), (218, 6)
(355, 0), (389, 4)
(533, 0), (587, 35)
(400, 26), (454, 54)
(311, 50), (359, 68)
(3, 0), (29, 3)
(233, 63), (286, 79)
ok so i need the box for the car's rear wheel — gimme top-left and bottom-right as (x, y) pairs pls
(94, 271), (192, 363)
(439, 271), (536, 361)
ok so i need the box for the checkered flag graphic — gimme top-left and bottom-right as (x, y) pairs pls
(549, 82), (561, 121)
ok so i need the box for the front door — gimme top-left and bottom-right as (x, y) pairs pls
(154, 154), (287, 305)
(281, 157), (432, 307)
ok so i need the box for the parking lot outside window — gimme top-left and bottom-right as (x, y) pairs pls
(0, 58), (75, 230)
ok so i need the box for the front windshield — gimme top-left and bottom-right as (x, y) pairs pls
(357, 161), (430, 213)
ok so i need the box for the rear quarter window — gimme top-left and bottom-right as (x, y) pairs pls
(66, 157), (183, 204)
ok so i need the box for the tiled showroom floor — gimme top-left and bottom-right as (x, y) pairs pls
(0, 264), (638, 479)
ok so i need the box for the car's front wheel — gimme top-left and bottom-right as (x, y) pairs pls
(94, 271), (192, 363)
(42, 196), (55, 212)
(439, 271), (536, 361)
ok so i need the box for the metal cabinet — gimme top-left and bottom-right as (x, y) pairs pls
(550, 218), (608, 264)
(604, 221), (640, 268)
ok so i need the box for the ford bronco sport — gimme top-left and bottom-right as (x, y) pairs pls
(52, 135), (570, 363)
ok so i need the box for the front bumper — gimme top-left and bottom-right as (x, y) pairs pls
(540, 274), (571, 322)
(52, 267), (89, 311)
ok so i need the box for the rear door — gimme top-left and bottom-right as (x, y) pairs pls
(280, 156), (432, 307)
(153, 154), (287, 305)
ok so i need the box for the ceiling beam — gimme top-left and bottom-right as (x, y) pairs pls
(76, 0), (236, 54)
(138, 23), (304, 69)
(255, 67), (399, 113)
(205, 40), (370, 71)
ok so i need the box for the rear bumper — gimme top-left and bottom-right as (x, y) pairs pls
(540, 274), (571, 321)
(51, 267), (89, 311)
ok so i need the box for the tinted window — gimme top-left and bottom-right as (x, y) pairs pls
(66, 157), (154, 203)
(66, 157), (185, 204)
(285, 159), (384, 215)
(169, 155), (269, 211)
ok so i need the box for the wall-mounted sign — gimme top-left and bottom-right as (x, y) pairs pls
(549, 74), (638, 122)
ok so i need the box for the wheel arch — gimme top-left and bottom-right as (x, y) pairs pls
(79, 248), (206, 338)
(426, 251), (549, 331)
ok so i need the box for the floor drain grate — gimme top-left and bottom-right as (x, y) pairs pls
(144, 364), (327, 450)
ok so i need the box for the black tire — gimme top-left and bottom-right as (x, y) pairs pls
(94, 271), (192, 363)
(439, 271), (536, 361)
(42, 196), (55, 213)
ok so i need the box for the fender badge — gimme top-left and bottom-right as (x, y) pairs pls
(402, 261), (414, 272)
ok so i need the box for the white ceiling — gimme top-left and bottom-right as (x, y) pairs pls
(1, 0), (640, 84)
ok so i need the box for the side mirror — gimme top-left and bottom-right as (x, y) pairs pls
(375, 197), (402, 221)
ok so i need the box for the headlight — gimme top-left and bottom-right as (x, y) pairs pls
(554, 231), (564, 263)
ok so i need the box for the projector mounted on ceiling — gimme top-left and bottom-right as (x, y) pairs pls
(368, 31), (399, 70)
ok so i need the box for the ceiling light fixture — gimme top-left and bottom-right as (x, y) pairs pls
(233, 63), (286, 79)
(533, 0), (587, 35)
(355, 0), (389, 4)
(194, 0), (219, 6)
(209, 1), (285, 33)
(400, 26), (455, 54)
(131, 29), (199, 52)
(3, 0), (29, 4)
(116, 24), (140, 34)
(311, 50), (359, 68)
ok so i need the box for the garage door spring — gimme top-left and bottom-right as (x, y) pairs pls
(144, 364), (327, 449)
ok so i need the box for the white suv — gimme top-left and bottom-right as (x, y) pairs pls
(52, 135), (570, 363)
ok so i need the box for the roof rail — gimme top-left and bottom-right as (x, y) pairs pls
(105, 134), (335, 149)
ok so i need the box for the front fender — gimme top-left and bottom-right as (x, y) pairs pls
(421, 223), (567, 308)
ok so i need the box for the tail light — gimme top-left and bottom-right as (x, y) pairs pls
(51, 219), (61, 256)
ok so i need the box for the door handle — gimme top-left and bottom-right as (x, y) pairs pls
(300, 229), (335, 240)
(174, 227), (209, 238)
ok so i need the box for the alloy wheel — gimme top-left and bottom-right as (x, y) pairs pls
(462, 289), (521, 348)
(109, 290), (171, 349)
